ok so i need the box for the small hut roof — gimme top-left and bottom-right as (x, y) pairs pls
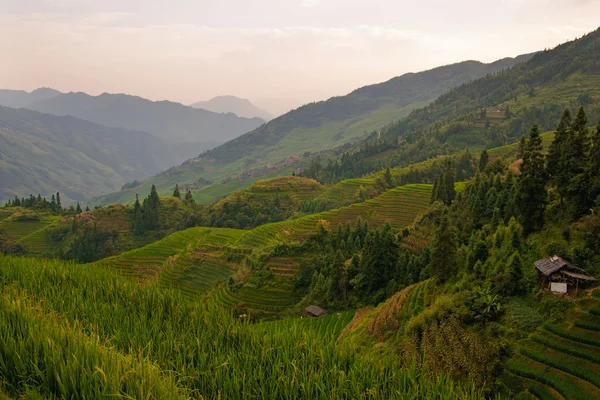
(534, 255), (583, 276)
(305, 305), (328, 317)
(562, 270), (597, 281)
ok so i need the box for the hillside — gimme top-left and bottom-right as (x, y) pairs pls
(92, 54), (533, 206)
(318, 27), (600, 180)
(191, 95), (273, 120)
(0, 106), (211, 203)
(0, 89), (265, 143)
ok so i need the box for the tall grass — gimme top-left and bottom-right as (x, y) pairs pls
(0, 255), (485, 399)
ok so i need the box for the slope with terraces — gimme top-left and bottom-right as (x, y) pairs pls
(503, 295), (600, 399)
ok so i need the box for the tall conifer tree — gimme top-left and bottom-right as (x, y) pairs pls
(516, 124), (548, 233)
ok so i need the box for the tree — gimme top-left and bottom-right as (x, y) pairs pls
(441, 159), (456, 206)
(547, 109), (572, 200)
(517, 136), (526, 159)
(478, 149), (489, 172)
(430, 210), (458, 282)
(56, 192), (62, 211)
(431, 159), (456, 206)
(384, 167), (393, 188)
(132, 194), (143, 235)
(564, 107), (591, 218)
(173, 184), (181, 199)
(505, 252), (525, 295)
(76, 202), (82, 214)
(589, 119), (600, 209)
(516, 124), (548, 234)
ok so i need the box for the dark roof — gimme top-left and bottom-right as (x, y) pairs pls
(562, 270), (597, 281)
(534, 255), (583, 276)
(305, 305), (328, 317)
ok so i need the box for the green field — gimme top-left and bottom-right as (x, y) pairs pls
(238, 183), (435, 249)
(504, 299), (600, 400)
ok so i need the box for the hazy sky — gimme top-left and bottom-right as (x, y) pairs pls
(0, 0), (598, 115)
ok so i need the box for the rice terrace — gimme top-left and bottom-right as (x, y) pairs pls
(1, 8), (600, 400)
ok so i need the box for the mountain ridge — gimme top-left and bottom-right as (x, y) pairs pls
(0, 106), (214, 203)
(0, 89), (265, 143)
(191, 95), (274, 121)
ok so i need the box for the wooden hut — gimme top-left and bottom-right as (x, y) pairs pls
(305, 305), (328, 317)
(534, 255), (596, 296)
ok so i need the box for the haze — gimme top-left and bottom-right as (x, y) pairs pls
(1, 0), (598, 116)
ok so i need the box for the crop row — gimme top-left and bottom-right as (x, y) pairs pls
(506, 355), (598, 400)
(519, 341), (600, 389)
(574, 316), (600, 332)
(531, 330), (600, 365)
(544, 324), (600, 348)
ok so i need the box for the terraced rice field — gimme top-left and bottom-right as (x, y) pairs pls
(316, 178), (376, 204)
(213, 276), (299, 318)
(95, 227), (245, 280)
(258, 310), (356, 340)
(159, 253), (236, 299)
(237, 184), (434, 249)
(265, 256), (302, 278)
(17, 225), (56, 255)
(0, 210), (13, 222)
(0, 216), (58, 242)
(505, 299), (600, 399)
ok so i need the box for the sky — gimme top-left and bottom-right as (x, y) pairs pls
(0, 0), (599, 116)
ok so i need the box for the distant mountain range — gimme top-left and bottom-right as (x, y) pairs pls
(191, 95), (274, 121)
(92, 52), (536, 206)
(0, 106), (216, 203)
(0, 89), (265, 143)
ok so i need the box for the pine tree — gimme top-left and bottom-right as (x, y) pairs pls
(173, 184), (181, 199)
(517, 136), (526, 159)
(132, 194), (143, 235)
(85, 206), (90, 212)
(50, 194), (56, 211)
(76, 202), (82, 214)
(589, 119), (600, 209)
(56, 192), (62, 211)
(547, 109), (572, 196)
(564, 107), (591, 218)
(430, 210), (458, 282)
(384, 167), (393, 188)
(506, 252), (525, 295)
(184, 190), (195, 206)
(478, 149), (489, 172)
(441, 159), (456, 206)
(516, 124), (548, 234)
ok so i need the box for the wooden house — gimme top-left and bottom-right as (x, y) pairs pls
(305, 305), (328, 317)
(534, 255), (596, 296)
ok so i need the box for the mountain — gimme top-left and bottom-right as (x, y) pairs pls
(0, 106), (214, 204)
(337, 27), (600, 175)
(0, 89), (265, 143)
(91, 53), (534, 206)
(0, 87), (61, 109)
(191, 95), (274, 120)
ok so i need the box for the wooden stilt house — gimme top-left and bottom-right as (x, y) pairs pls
(534, 255), (596, 296)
